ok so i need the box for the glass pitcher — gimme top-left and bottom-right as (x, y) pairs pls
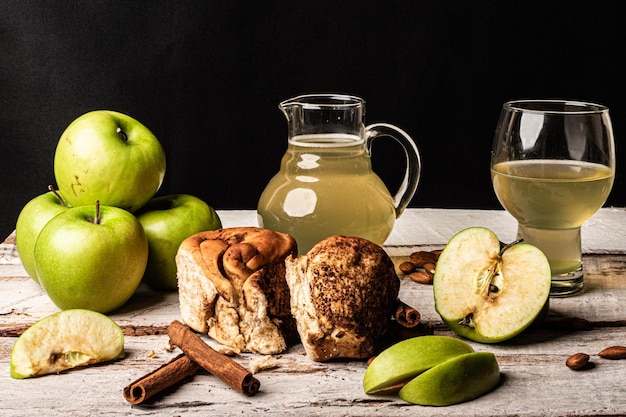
(257, 93), (421, 253)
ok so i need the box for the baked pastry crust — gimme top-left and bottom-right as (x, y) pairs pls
(176, 227), (298, 354)
(285, 235), (400, 362)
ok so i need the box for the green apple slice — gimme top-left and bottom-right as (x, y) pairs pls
(399, 351), (500, 406)
(10, 309), (125, 379)
(434, 227), (551, 343)
(363, 335), (474, 394)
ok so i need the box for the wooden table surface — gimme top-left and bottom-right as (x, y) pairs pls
(1, 208), (626, 417)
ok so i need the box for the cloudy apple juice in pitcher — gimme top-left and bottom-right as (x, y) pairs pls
(258, 134), (396, 253)
(257, 94), (421, 254)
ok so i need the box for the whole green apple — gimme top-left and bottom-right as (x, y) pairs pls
(54, 110), (166, 212)
(34, 203), (149, 313)
(136, 194), (222, 290)
(15, 186), (70, 283)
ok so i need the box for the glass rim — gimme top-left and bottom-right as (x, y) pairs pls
(279, 93), (365, 109)
(504, 99), (608, 115)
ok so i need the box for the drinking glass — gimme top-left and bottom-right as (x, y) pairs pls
(490, 100), (615, 297)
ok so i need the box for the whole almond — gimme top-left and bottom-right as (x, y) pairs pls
(598, 346), (626, 360)
(422, 262), (437, 274)
(409, 251), (437, 267)
(566, 352), (590, 370)
(399, 261), (417, 274)
(409, 271), (433, 285)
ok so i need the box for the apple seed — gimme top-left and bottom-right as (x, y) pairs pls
(48, 352), (60, 364)
(459, 313), (475, 328)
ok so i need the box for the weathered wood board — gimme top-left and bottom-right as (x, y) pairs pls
(1, 208), (625, 416)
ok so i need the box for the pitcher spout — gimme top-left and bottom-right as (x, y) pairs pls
(278, 94), (365, 139)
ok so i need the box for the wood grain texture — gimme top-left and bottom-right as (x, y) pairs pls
(1, 208), (626, 416)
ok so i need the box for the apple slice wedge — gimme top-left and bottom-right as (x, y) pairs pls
(10, 309), (125, 379)
(399, 351), (500, 406)
(433, 227), (551, 343)
(363, 335), (474, 394)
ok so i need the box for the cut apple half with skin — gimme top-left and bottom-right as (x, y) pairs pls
(434, 227), (551, 343)
(10, 309), (125, 379)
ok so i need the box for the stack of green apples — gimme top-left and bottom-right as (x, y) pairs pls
(15, 110), (222, 314)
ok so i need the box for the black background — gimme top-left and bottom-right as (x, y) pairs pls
(1, 1), (623, 239)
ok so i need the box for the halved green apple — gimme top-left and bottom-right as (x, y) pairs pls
(434, 227), (551, 343)
(10, 309), (125, 379)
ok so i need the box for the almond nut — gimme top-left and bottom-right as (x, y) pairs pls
(566, 352), (590, 370)
(399, 261), (417, 274)
(598, 346), (626, 360)
(409, 251), (437, 267)
(408, 271), (433, 285)
(422, 262), (436, 274)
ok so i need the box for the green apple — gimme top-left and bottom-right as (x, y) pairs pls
(363, 335), (474, 394)
(54, 110), (166, 212)
(34, 202), (148, 313)
(10, 309), (125, 379)
(433, 227), (551, 343)
(398, 351), (500, 406)
(136, 194), (222, 290)
(15, 186), (70, 283)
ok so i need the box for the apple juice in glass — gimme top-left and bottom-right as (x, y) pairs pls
(490, 100), (615, 297)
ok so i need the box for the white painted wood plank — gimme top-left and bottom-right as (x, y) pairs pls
(2, 208), (626, 416)
(218, 207), (626, 252)
(2, 328), (626, 417)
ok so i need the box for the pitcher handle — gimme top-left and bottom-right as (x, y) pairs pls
(364, 123), (421, 218)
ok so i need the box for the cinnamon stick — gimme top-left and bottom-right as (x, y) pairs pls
(394, 299), (421, 328)
(123, 353), (200, 405)
(168, 320), (260, 396)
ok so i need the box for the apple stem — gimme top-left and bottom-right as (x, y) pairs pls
(94, 200), (101, 225)
(116, 126), (128, 142)
(500, 238), (524, 255)
(48, 185), (68, 207)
